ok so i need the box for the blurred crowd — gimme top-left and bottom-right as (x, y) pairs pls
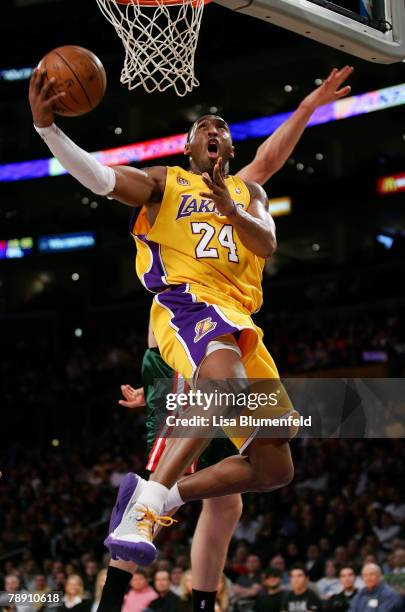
(1, 438), (404, 611)
(262, 309), (405, 375)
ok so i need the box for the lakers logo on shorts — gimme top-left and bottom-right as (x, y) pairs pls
(194, 317), (217, 343)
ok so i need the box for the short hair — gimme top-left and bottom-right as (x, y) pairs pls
(265, 568), (282, 579)
(339, 565), (356, 575)
(289, 564), (308, 577)
(134, 569), (147, 577)
(186, 115), (230, 143)
(154, 570), (170, 579)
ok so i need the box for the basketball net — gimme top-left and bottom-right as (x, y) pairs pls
(96, 0), (206, 97)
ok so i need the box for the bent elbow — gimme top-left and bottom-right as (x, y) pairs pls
(264, 234), (277, 258)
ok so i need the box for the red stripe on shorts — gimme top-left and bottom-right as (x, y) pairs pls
(146, 371), (198, 473)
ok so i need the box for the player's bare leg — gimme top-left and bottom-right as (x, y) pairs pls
(150, 345), (294, 493)
(191, 494), (242, 591)
(106, 342), (294, 564)
(100, 495), (241, 612)
(176, 437), (293, 501)
(150, 346), (246, 487)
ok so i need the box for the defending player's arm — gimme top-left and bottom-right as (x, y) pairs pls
(29, 68), (165, 208)
(237, 66), (354, 185)
(119, 384), (146, 408)
(200, 158), (276, 259)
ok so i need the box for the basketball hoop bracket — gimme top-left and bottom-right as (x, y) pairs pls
(214, 0), (405, 63)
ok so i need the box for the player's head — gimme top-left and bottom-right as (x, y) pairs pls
(184, 114), (234, 174)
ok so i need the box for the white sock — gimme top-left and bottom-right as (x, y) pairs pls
(136, 480), (169, 515)
(164, 483), (184, 513)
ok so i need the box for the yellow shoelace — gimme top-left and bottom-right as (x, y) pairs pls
(136, 506), (178, 540)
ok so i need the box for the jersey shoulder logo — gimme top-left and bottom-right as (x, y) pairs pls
(194, 317), (217, 343)
(177, 176), (190, 186)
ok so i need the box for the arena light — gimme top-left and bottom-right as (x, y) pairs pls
(377, 172), (405, 195)
(38, 231), (96, 253)
(0, 236), (33, 259)
(0, 67), (33, 82)
(268, 197), (291, 217)
(376, 234), (394, 249)
(1, 82), (404, 183)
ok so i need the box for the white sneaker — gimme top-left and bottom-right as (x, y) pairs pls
(105, 503), (176, 566)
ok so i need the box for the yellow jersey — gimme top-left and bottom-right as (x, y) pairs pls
(131, 166), (265, 314)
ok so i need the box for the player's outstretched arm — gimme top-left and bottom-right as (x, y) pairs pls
(200, 158), (276, 259)
(237, 66), (354, 185)
(29, 68), (165, 207)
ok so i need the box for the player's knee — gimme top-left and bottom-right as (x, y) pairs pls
(197, 337), (246, 381)
(219, 494), (243, 525)
(203, 494), (243, 531)
(203, 494), (243, 521)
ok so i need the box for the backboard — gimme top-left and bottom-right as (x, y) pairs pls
(214, 0), (405, 63)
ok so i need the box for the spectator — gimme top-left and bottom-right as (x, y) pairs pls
(281, 565), (323, 611)
(234, 508), (263, 544)
(285, 543), (301, 568)
(317, 560), (341, 600)
(232, 542), (250, 577)
(269, 555), (289, 586)
(157, 561), (173, 573)
(373, 513), (402, 552)
(32, 574), (50, 611)
(83, 561), (98, 599)
(216, 574), (231, 612)
(148, 571), (181, 612)
(239, 556), (262, 586)
(233, 555), (262, 610)
(48, 562), (64, 589)
(349, 563), (403, 611)
(4, 574), (35, 612)
(385, 548), (405, 597)
(385, 490), (405, 523)
(90, 569), (107, 612)
(306, 545), (324, 582)
(326, 566), (358, 611)
(23, 561), (39, 592)
(334, 547), (349, 568)
(54, 572), (67, 592)
(178, 570), (192, 612)
(61, 575), (91, 611)
(122, 569), (157, 612)
(254, 568), (285, 612)
(170, 567), (184, 597)
(346, 541), (361, 567)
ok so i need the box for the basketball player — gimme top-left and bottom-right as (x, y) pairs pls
(29, 64), (353, 574)
(98, 326), (239, 612)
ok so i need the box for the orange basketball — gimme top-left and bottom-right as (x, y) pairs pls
(37, 46), (107, 117)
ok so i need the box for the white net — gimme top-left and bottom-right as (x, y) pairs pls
(95, 0), (206, 97)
